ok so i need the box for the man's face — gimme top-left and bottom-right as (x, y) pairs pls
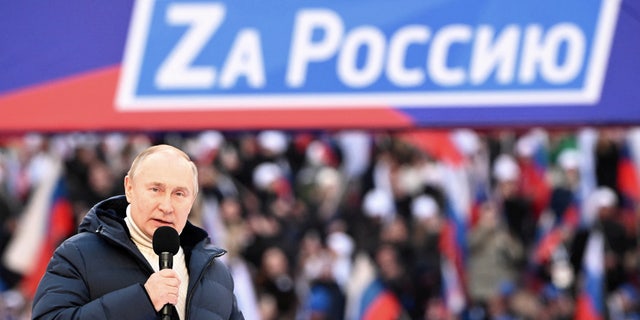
(124, 151), (197, 238)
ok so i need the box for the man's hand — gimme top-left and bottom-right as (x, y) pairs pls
(144, 269), (181, 312)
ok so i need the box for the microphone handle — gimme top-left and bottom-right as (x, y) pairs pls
(159, 252), (173, 270)
(161, 304), (172, 320)
(159, 252), (174, 319)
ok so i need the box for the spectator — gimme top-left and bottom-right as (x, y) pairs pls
(0, 128), (639, 319)
(467, 200), (524, 316)
(571, 187), (635, 294)
(492, 153), (537, 251)
(255, 246), (297, 320)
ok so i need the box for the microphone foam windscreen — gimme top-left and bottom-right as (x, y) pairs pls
(152, 226), (180, 255)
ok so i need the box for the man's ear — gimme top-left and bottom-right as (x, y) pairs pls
(124, 175), (133, 202)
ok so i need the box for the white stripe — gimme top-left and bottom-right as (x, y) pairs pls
(2, 157), (62, 273)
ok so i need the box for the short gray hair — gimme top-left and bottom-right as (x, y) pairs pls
(127, 144), (199, 194)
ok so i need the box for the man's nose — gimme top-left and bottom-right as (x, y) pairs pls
(158, 193), (173, 213)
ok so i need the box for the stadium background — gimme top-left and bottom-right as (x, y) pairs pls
(1, 1), (640, 319)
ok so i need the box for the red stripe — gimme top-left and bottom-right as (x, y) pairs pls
(533, 228), (564, 264)
(519, 160), (551, 219)
(20, 199), (75, 299)
(618, 159), (640, 201)
(563, 204), (580, 227)
(361, 291), (402, 320)
(0, 66), (414, 131)
(574, 294), (603, 320)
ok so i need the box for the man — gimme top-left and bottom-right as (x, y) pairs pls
(32, 144), (244, 319)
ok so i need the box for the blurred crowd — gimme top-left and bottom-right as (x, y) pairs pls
(0, 127), (640, 320)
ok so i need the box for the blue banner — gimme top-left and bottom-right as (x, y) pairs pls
(0, 0), (637, 130)
(117, 0), (620, 110)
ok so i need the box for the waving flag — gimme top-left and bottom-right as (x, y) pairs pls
(574, 230), (605, 320)
(2, 158), (75, 298)
(532, 192), (580, 266)
(358, 279), (404, 320)
(577, 129), (598, 228)
(618, 139), (640, 209)
(516, 130), (552, 219)
(22, 176), (74, 298)
(440, 257), (466, 316)
(438, 165), (470, 315)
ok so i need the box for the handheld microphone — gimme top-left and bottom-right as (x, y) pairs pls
(152, 226), (180, 320)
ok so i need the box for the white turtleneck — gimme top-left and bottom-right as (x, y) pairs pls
(125, 206), (189, 319)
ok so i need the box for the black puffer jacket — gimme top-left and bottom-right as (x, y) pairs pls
(32, 195), (244, 320)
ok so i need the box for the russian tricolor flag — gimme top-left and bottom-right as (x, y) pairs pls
(574, 230), (605, 320)
(617, 139), (640, 210)
(439, 165), (469, 316)
(358, 279), (403, 320)
(516, 130), (552, 219)
(532, 194), (580, 266)
(1, 158), (75, 299)
(440, 257), (466, 316)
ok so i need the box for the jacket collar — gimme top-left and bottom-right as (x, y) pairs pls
(78, 195), (218, 256)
